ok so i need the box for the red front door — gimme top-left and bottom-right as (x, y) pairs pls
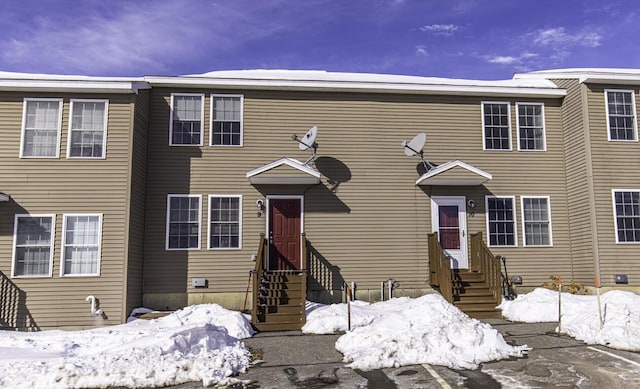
(268, 198), (302, 270)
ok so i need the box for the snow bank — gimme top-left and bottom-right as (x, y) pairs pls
(499, 288), (640, 351)
(304, 294), (528, 370)
(0, 304), (254, 388)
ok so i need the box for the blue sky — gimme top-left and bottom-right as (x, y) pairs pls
(1, 0), (638, 80)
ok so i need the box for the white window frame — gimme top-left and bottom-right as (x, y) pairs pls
(481, 101), (512, 151)
(210, 94), (244, 147)
(516, 102), (547, 151)
(169, 93), (204, 146)
(67, 99), (109, 159)
(208, 194), (243, 250)
(612, 189), (640, 244)
(11, 214), (56, 278)
(520, 196), (553, 247)
(60, 213), (103, 277)
(605, 89), (638, 142)
(19, 98), (63, 158)
(166, 194), (202, 250)
(485, 195), (518, 247)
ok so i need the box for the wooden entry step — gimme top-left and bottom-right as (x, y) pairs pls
(253, 270), (307, 332)
(452, 270), (502, 319)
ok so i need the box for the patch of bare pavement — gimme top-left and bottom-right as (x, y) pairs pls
(167, 321), (640, 388)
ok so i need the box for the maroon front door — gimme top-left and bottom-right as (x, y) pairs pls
(268, 198), (302, 270)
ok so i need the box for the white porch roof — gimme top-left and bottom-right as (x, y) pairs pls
(246, 157), (321, 185)
(416, 160), (492, 186)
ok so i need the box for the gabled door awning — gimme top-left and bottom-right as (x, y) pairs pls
(416, 160), (492, 186)
(246, 157), (321, 185)
(0, 193), (8, 201)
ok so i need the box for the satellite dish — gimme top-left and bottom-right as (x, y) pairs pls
(401, 132), (433, 171)
(291, 126), (319, 165)
(401, 132), (426, 157)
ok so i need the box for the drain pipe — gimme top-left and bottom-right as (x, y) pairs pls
(350, 281), (356, 300)
(85, 295), (103, 316)
(387, 279), (394, 300)
(380, 282), (385, 301)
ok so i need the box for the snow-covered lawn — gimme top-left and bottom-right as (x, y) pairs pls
(4, 288), (639, 387)
(499, 287), (640, 351)
(302, 294), (529, 370)
(0, 304), (254, 388)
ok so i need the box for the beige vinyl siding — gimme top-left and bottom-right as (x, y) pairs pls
(143, 88), (570, 306)
(0, 92), (135, 329)
(551, 79), (596, 284)
(123, 89), (150, 320)
(585, 83), (640, 286)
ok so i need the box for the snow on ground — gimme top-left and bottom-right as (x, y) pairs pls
(499, 287), (640, 351)
(302, 294), (528, 370)
(0, 304), (254, 388)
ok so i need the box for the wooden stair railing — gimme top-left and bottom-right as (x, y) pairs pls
(250, 233), (267, 326)
(469, 232), (502, 302)
(250, 233), (307, 331)
(427, 232), (453, 303)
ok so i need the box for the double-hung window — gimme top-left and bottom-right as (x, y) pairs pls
(166, 195), (201, 250)
(68, 99), (108, 158)
(211, 95), (243, 146)
(606, 90), (637, 141)
(521, 196), (552, 246)
(20, 98), (63, 158)
(12, 215), (55, 277)
(613, 190), (640, 243)
(517, 103), (546, 151)
(208, 195), (242, 249)
(482, 102), (511, 150)
(61, 214), (102, 276)
(170, 94), (204, 146)
(486, 196), (517, 247)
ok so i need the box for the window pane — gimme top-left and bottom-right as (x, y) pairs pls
(14, 216), (53, 276)
(522, 198), (551, 246)
(63, 215), (101, 275)
(607, 91), (636, 141)
(483, 103), (510, 150)
(70, 101), (107, 157)
(167, 196), (200, 249)
(212, 96), (242, 146)
(614, 191), (640, 242)
(172, 95), (202, 145)
(23, 100), (60, 157)
(518, 104), (545, 150)
(210, 196), (241, 248)
(487, 197), (516, 246)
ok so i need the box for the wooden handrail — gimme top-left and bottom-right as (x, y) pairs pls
(251, 233), (267, 324)
(300, 232), (308, 325)
(427, 232), (453, 303)
(470, 232), (502, 301)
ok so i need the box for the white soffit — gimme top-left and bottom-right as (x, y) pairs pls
(0, 193), (9, 201)
(416, 160), (492, 186)
(246, 157), (321, 185)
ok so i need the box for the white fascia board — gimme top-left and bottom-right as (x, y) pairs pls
(415, 160), (492, 186)
(145, 76), (565, 98)
(246, 157), (321, 181)
(0, 79), (150, 94)
(515, 69), (640, 85)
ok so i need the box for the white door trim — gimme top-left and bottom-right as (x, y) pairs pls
(431, 196), (468, 269)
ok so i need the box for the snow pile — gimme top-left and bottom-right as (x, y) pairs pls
(303, 294), (528, 370)
(499, 288), (640, 351)
(0, 304), (254, 388)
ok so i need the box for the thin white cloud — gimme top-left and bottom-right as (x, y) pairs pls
(483, 52), (538, 66)
(0, 1), (300, 75)
(419, 24), (459, 36)
(415, 45), (428, 56)
(532, 27), (601, 48)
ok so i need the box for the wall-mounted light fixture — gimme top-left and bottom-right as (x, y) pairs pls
(467, 199), (475, 209)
